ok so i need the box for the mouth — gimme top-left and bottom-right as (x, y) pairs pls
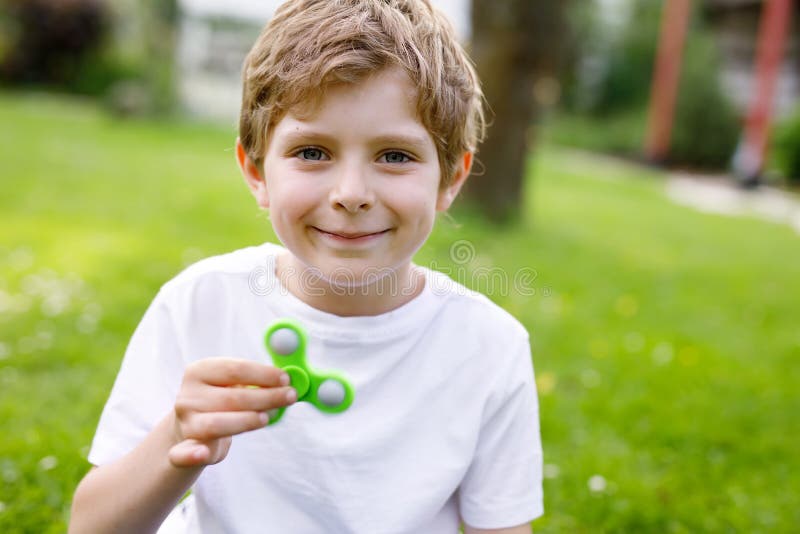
(312, 227), (391, 241)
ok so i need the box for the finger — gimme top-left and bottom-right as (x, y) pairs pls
(168, 439), (212, 468)
(178, 385), (298, 413)
(187, 358), (289, 388)
(181, 411), (270, 442)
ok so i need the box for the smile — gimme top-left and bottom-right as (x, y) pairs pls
(311, 227), (391, 243)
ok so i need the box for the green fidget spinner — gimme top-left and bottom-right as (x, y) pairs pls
(264, 318), (354, 425)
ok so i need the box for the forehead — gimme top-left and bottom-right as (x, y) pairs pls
(274, 67), (427, 136)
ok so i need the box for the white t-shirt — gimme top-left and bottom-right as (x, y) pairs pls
(89, 242), (543, 533)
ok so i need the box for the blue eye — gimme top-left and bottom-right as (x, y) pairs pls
(382, 151), (411, 163)
(298, 148), (327, 161)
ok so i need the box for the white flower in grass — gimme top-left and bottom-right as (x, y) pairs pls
(78, 316), (97, 333)
(0, 290), (11, 313)
(8, 247), (34, 271)
(588, 474), (607, 493)
(38, 456), (58, 471)
(652, 342), (674, 366)
(182, 247), (205, 266)
(1, 462), (18, 483)
(2, 293), (32, 315)
(42, 291), (71, 316)
(35, 330), (53, 350)
(539, 295), (563, 317)
(18, 337), (38, 354)
(623, 331), (645, 353)
(21, 273), (44, 296)
(580, 369), (602, 388)
(543, 464), (560, 479)
(78, 302), (103, 333)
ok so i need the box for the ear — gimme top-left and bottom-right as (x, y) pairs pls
(236, 138), (269, 209)
(436, 151), (473, 211)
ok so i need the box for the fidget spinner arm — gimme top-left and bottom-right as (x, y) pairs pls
(263, 318), (355, 425)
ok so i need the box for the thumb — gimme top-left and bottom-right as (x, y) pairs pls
(168, 439), (212, 468)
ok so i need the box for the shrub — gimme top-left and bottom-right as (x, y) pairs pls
(590, 1), (662, 114)
(773, 111), (800, 184)
(0, 0), (111, 94)
(0, 0), (176, 112)
(669, 33), (740, 169)
(561, 0), (739, 169)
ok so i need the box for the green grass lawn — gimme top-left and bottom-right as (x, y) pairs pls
(1, 92), (799, 533)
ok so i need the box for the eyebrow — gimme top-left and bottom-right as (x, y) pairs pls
(279, 130), (336, 147)
(369, 134), (431, 152)
(279, 130), (431, 152)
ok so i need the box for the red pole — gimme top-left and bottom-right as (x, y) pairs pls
(645, 0), (692, 163)
(733, 0), (794, 184)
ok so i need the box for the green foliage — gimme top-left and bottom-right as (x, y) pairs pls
(550, 0), (601, 111)
(592, 1), (662, 113)
(0, 0), (110, 94)
(563, 0), (739, 169)
(670, 33), (739, 169)
(544, 106), (648, 158)
(65, 49), (144, 97)
(773, 110), (800, 184)
(0, 1), (176, 112)
(1, 92), (799, 532)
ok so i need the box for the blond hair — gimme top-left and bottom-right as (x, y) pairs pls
(239, 0), (485, 186)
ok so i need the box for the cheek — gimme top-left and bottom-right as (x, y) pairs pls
(395, 180), (439, 213)
(391, 192), (437, 233)
(382, 165), (439, 199)
(268, 178), (320, 217)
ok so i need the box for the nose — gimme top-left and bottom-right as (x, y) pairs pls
(329, 161), (374, 213)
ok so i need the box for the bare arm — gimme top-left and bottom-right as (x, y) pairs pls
(69, 413), (203, 533)
(69, 358), (296, 534)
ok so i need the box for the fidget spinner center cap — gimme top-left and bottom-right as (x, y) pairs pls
(283, 365), (310, 399)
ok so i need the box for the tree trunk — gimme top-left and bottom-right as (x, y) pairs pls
(467, 0), (566, 222)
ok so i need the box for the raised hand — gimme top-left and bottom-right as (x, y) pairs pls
(168, 358), (297, 467)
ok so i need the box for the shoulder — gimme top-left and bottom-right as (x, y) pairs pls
(156, 242), (282, 305)
(169, 242), (280, 285)
(423, 266), (530, 346)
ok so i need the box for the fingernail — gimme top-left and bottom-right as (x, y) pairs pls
(286, 388), (297, 403)
(260, 412), (269, 425)
(280, 373), (290, 386)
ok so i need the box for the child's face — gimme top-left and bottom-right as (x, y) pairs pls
(240, 67), (469, 286)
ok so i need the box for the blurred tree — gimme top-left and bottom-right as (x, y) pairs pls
(102, 0), (179, 115)
(0, 0), (178, 111)
(670, 29), (739, 169)
(557, 0), (738, 169)
(595, 1), (662, 115)
(773, 110), (800, 185)
(0, 0), (109, 89)
(146, 0), (178, 110)
(467, 0), (568, 222)
(559, 1), (601, 113)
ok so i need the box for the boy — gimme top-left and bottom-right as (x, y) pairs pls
(70, 1), (543, 532)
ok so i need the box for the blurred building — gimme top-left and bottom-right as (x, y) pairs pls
(175, 0), (470, 123)
(705, 0), (800, 116)
(175, 0), (277, 123)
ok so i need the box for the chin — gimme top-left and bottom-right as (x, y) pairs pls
(319, 263), (399, 289)
(293, 253), (411, 291)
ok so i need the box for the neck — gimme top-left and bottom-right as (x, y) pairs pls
(275, 253), (425, 317)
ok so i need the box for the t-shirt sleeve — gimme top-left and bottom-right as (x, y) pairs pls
(458, 333), (544, 529)
(88, 287), (185, 466)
